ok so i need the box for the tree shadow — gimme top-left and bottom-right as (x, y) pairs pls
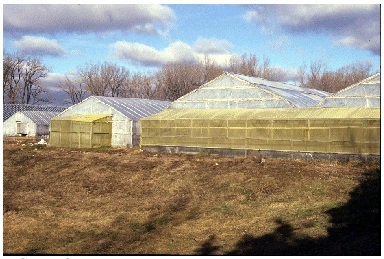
(195, 168), (380, 255)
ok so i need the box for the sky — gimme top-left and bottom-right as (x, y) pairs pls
(2, 3), (381, 105)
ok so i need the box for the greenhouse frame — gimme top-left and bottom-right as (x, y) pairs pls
(141, 108), (380, 156)
(3, 111), (60, 137)
(318, 73), (380, 108)
(50, 96), (170, 148)
(169, 72), (329, 109)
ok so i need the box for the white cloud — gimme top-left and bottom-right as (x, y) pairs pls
(14, 36), (66, 57)
(4, 4), (176, 36)
(193, 37), (233, 54)
(244, 4), (380, 55)
(112, 38), (234, 67)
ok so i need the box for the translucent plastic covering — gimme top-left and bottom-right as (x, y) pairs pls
(169, 72), (329, 109)
(3, 104), (66, 121)
(50, 115), (112, 148)
(58, 96), (171, 121)
(54, 96), (170, 147)
(17, 111), (60, 125)
(319, 73), (380, 108)
(3, 111), (60, 137)
(141, 108), (380, 155)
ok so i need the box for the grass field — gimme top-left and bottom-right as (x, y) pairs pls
(3, 137), (380, 255)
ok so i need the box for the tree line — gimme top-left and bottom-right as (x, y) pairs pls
(3, 52), (375, 105)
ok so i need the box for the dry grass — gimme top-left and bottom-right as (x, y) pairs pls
(3, 137), (380, 255)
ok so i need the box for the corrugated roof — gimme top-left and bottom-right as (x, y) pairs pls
(3, 104), (67, 121)
(19, 111), (60, 125)
(57, 96), (171, 121)
(169, 72), (329, 109)
(93, 96), (171, 121)
(143, 108), (380, 121)
(318, 72), (381, 108)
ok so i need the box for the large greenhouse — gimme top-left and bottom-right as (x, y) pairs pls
(141, 72), (380, 157)
(50, 96), (170, 148)
(169, 72), (329, 109)
(318, 72), (380, 108)
(140, 108), (380, 156)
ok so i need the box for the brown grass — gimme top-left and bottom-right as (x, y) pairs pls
(3, 137), (380, 255)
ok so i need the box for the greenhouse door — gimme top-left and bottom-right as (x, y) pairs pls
(16, 121), (28, 136)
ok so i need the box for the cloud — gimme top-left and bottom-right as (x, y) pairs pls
(193, 37), (233, 54)
(112, 38), (233, 67)
(40, 73), (66, 91)
(244, 4), (380, 55)
(3, 4), (176, 36)
(14, 36), (66, 57)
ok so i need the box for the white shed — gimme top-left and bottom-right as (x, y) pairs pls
(52, 96), (170, 147)
(3, 111), (59, 137)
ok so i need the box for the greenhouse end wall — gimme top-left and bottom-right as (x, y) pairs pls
(140, 109), (380, 156)
(50, 115), (112, 148)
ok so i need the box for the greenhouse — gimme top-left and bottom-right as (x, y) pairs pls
(318, 73), (381, 108)
(50, 96), (170, 148)
(3, 104), (66, 121)
(140, 108), (380, 156)
(3, 111), (60, 137)
(169, 72), (329, 109)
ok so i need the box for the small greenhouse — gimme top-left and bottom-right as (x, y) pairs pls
(3, 104), (67, 121)
(169, 72), (329, 109)
(318, 73), (381, 108)
(141, 108), (380, 156)
(50, 96), (170, 148)
(3, 111), (60, 137)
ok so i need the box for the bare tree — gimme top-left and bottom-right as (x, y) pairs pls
(58, 75), (87, 105)
(299, 60), (373, 92)
(3, 52), (49, 104)
(155, 62), (206, 101)
(127, 73), (158, 99)
(78, 62), (130, 97)
(261, 58), (286, 81)
(228, 53), (260, 76)
(21, 58), (49, 104)
(201, 55), (223, 83)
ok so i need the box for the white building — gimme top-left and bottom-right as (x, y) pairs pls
(51, 96), (170, 148)
(3, 111), (59, 137)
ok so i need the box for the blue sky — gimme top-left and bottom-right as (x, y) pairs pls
(2, 3), (381, 104)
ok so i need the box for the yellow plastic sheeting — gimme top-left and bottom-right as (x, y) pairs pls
(50, 114), (112, 148)
(52, 114), (112, 122)
(143, 108), (380, 120)
(140, 108), (380, 155)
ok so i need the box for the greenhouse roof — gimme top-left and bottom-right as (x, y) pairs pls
(318, 73), (381, 108)
(18, 111), (60, 125)
(169, 72), (329, 109)
(3, 104), (67, 121)
(142, 108), (380, 121)
(93, 96), (171, 121)
(58, 96), (171, 121)
(52, 114), (112, 122)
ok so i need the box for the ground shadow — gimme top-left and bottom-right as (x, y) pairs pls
(195, 167), (380, 256)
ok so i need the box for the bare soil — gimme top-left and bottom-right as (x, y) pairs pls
(2, 137), (380, 255)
